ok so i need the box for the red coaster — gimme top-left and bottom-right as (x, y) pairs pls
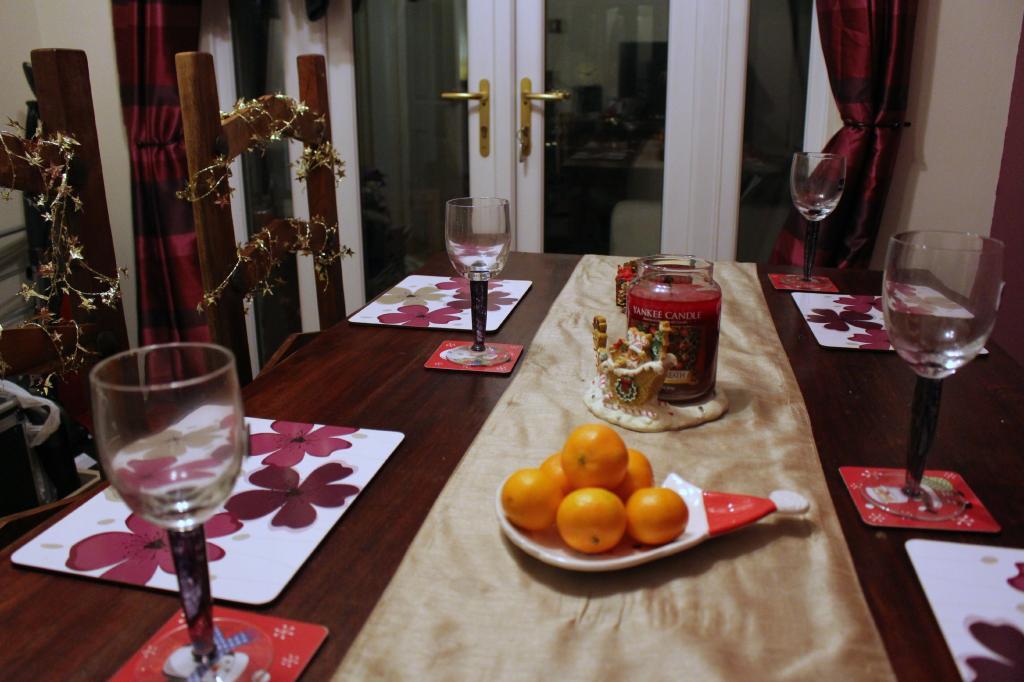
(840, 466), (1001, 533)
(425, 340), (524, 374)
(768, 272), (839, 292)
(110, 607), (327, 681)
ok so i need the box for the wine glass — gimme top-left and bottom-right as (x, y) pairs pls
(443, 197), (512, 366)
(790, 152), (846, 282)
(866, 231), (1004, 520)
(90, 343), (269, 680)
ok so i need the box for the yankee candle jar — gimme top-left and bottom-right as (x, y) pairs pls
(627, 255), (722, 402)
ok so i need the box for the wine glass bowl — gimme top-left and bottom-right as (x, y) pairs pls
(868, 231), (1005, 521)
(446, 237), (510, 280)
(443, 197), (512, 366)
(790, 152), (846, 281)
(883, 232), (1003, 379)
(91, 344), (245, 530)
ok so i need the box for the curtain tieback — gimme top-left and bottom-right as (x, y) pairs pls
(843, 119), (911, 129)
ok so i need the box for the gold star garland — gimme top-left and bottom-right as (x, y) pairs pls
(0, 121), (125, 389)
(198, 217), (353, 313)
(178, 95), (351, 308)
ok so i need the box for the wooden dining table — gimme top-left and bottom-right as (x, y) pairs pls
(0, 252), (1021, 680)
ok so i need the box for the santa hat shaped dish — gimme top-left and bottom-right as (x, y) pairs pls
(496, 473), (810, 572)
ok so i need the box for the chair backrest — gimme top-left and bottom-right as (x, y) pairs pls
(176, 51), (345, 385)
(0, 49), (129, 378)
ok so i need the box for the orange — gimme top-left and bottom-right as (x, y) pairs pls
(540, 452), (571, 494)
(501, 468), (564, 531)
(556, 487), (627, 554)
(611, 448), (654, 502)
(560, 423), (628, 490)
(625, 487), (689, 545)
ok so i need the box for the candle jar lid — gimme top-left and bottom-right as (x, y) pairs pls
(636, 254), (715, 284)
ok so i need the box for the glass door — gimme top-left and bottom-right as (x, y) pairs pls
(529, 1), (670, 256)
(512, 0), (749, 259)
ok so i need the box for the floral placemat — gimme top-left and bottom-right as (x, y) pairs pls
(906, 540), (1024, 679)
(348, 275), (532, 332)
(11, 417), (403, 605)
(792, 288), (985, 353)
(791, 292), (891, 350)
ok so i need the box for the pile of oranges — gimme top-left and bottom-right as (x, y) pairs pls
(501, 423), (688, 554)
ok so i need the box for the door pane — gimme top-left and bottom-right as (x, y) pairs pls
(735, 0), (812, 262)
(352, 0), (469, 298)
(543, 1), (669, 256)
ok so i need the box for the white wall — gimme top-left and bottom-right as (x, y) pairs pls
(0, 1), (137, 345)
(871, 0), (1024, 268)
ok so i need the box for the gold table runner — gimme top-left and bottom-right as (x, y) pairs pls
(333, 257), (893, 681)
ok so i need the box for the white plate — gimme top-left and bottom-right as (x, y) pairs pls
(496, 473), (712, 572)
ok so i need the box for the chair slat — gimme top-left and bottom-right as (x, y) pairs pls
(177, 51), (347, 385)
(220, 93), (325, 162)
(0, 324), (98, 377)
(298, 54), (345, 329)
(30, 48), (129, 354)
(231, 217), (329, 295)
(176, 51), (253, 384)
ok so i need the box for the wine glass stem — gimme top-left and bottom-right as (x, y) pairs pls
(167, 526), (216, 665)
(470, 279), (488, 352)
(802, 220), (820, 281)
(904, 376), (944, 497)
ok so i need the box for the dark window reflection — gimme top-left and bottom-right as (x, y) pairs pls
(736, 0), (812, 262)
(544, 1), (668, 257)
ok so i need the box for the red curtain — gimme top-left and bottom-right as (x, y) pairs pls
(112, 0), (210, 345)
(771, 0), (919, 269)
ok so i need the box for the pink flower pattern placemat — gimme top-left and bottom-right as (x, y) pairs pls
(348, 275), (532, 332)
(792, 288), (986, 353)
(791, 292), (891, 350)
(906, 540), (1024, 679)
(11, 417), (403, 605)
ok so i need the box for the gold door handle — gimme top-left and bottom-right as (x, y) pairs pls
(523, 91), (570, 102)
(520, 77), (570, 160)
(440, 79), (489, 157)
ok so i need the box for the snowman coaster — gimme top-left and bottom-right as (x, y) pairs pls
(839, 467), (1000, 533)
(110, 607), (327, 681)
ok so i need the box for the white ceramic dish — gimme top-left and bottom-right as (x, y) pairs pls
(496, 473), (808, 572)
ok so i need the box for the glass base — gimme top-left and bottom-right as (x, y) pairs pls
(441, 344), (511, 367)
(860, 470), (968, 521)
(133, 617), (273, 682)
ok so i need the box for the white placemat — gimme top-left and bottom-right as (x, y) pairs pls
(12, 417), (403, 605)
(348, 275), (532, 332)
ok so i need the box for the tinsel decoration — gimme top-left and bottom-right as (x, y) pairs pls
(178, 95), (350, 308)
(0, 121), (124, 388)
(198, 217), (354, 313)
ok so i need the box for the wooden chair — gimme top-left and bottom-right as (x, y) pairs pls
(0, 49), (128, 547)
(0, 48), (129, 378)
(176, 52), (346, 385)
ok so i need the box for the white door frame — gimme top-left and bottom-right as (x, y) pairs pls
(660, 0), (748, 261)
(467, 1), (519, 246)
(803, 6), (839, 153)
